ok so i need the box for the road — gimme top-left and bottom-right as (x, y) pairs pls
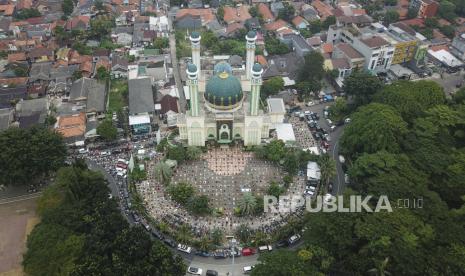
(168, 18), (187, 113)
(296, 101), (346, 195)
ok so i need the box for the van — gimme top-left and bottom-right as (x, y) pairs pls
(243, 266), (253, 274)
(78, 148), (88, 154)
(258, 245), (272, 252)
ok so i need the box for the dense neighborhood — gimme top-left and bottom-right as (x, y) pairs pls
(0, 0), (464, 275)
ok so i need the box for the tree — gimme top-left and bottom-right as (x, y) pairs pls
(14, 8), (41, 20)
(343, 71), (383, 106)
(211, 228), (223, 245)
(94, 0), (106, 13)
(187, 195), (211, 215)
(62, 0), (74, 16)
(154, 161), (172, 185)
(238, 193), (257, 216)
(0, 127), (66, 186)
(267, 181), (284, 198)
(176, 224), (192, 244)
(23, 165), (186, 276)
(317, 154), (336, 193)
(96, 120), (117, 141)
(439, 25), (455, 38)
(384, 0), (397, 6)
(249, 6), (258, 17)
(322, 16), (336, 29)
(383, 10), (399, 26)
(186, 146), (202, 160)
(439, 0), (457, 21)
(265, 35), (290, 55)
(264, 139), (286, 162)
(340, 103), (408, 159)
(167, 145), (186, 162)
(89, 17), (114, 38)
(153, 37), (169, 49)
(374, 80), (445, 122)
(262, 76), (284, 98)
(14, 67), (28, 77)
(329, 98), (348, 123)
(217, 6), (225, 21)
(407, 7), (418, 18)
(96, 66), (109, 80)
(283, 151), (299, 175)
(309, 20), (322, 34)
(167, 182), (195, 205)
(277, 2), (295, 21)
(72, 70), (83, 81)
(235, 224), (252, 243)
(297, 51), (324, 99)
(252, 250), (325, 276)
(198, 235), (212, 252)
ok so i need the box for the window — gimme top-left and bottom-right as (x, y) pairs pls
(372, 53), (379, 57)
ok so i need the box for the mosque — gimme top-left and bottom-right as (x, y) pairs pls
(177, 31), (285, 146)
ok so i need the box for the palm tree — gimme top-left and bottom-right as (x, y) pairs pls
(154, 161), (172, 185)
(238, 193), (257, 216)
(186, 146), (202, 160)
(211, 228), (223, 246)
(235, 224), (252, 243)
(317, 154), (336, 194)
(198, 235), (212, 252)
(177, 225), (191, 244)
(367, 257), (391, 276)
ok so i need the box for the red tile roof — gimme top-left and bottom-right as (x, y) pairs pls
(360, 36), (389, 48)
(223, 6), (252, 23)
(8, 52), (27, 62)
(264, 19), (288, 31)
(0, 5), (14, 16)
(322, 43), (333, 54)
(292, 16), (307, 27)
(311, 0), (334, 19)
(258, 3), (274, 22)
(176, 9), (215, 24)
(56, 113), (86, 138)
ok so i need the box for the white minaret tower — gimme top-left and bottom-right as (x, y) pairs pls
(189, 31), (201, 79)
(186, 63), (199, 117)
(250, 63), (263, 116)
(245, 31), (257, 80)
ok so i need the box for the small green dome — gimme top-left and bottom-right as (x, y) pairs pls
(205, 65), (243, 109)
(191, 31), (200, 39)
(187, 63), (197, 73)
(214, 62), (232, 74)
(247, 30), (256, 39)
(252, 63), (262, 72)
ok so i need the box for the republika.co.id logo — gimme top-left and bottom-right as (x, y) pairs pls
(263, 195), (423, 214)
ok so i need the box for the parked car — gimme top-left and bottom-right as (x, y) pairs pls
(306, 101), (315, 106)
(206, 270), (218, 276)
(258, 245), (273, 252)
(187, 266), (202, 275)
(288, 234), (301, 245)
(214, 250), (227, 259)
(195, 250), (210, 257)
(339, 155), (345, 164)
(344, 118), (351, 124)
(276, 240), (288, 248)
(164, 238), (176, 248)
(241, 247), (256, 256)
(243, 266), (255, 274)
(177, 244), (192, 254)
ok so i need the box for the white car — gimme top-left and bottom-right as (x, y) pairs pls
(306, 101), (315, 106)
(306, 186), (316, 191)
(243, 266), (254, 274)
(344, 118), (351, 124)
(187, 266), (202, 275)
(288, 234), (301, 245)
(258, 245), (273, 252)
(339, 155), (345, 164)
(177, 244), (192, 254)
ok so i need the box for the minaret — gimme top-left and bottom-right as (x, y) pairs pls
(186, 63), (199, 117)
(245, 31), (257, 80)
(250, 63), (263, 116)
(189, 31), (201, 79)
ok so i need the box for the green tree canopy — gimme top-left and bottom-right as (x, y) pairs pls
(374, 80), (445, 122)
(383, 10), (399, 25)
(167, 145), (186, 162)
(344, 71), (383, 106)
(167, 182), (195, 205)
(340, 103), (408, 159)
(96, 120), (117, 141)
(0, 127), (66, 186)
(265, 35), (290, 55)
(439, 0), (457, 21)
(262, 76), (284, 98)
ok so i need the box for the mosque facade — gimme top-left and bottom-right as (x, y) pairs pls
(177, 31), (284, 146)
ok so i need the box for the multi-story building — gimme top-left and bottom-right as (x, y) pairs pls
(384, 25), (419, 64)
(410, 0), (439, 18)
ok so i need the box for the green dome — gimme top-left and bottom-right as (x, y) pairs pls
(205, 67), (243, 109)
(187, 63), (197, 73)
(247, 30), (256, 39)
(252, 63), (262, 72)
(191, 31), (200, 39)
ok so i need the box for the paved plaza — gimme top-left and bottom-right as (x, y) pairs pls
(138, 146), (306, 235)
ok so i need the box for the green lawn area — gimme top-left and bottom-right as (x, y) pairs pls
(108, 79), (128, 112)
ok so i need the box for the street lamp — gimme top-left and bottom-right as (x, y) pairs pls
(230, 238), (237, 276)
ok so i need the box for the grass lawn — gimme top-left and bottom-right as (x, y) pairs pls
(109, 79), (128, 112)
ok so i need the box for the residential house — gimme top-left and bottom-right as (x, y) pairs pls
(111, 55), (129, 78)
(8, 52), (27, 63)
(56, 112), (87, 144)
(149, 16), (169, 33)
(0, 108), (14, 131)
(333, 43), (365, 69)
(159, 94), (178, 114)
(264, 19), (289, 32)
(451, 33), (465, 61)
(206, 18), (226, 37)
(69, 78), (107, 119)
(28, 47), (54, 63)
(128, 77), (155, 115)
(175, 9), (215, 27)
(66, 15), (91, 31)
(48, 65), (78, 95)
(0, 86), (27, 108)
(15, 98), (49, 128)
(311, 0), (334, 19)
(223, 6), (251, 25)
(301, 5), (319, 22)
(263, 52), (303, 80)
(138, 60), (168, 86)
(279, 33), (312, 57)
(0, 5), (14, 16)
(292, 16), (309, 29)
(258, 3), (274, 23)
(270, 2), (285, 17)
(175, 14), (202, 29)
